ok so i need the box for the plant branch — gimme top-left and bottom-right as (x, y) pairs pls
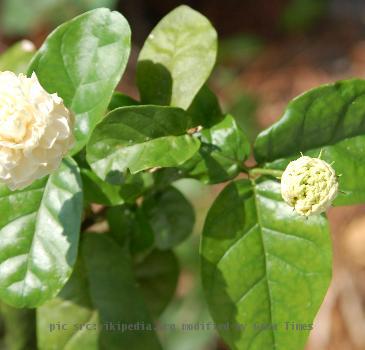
(249, 168), (283, 178)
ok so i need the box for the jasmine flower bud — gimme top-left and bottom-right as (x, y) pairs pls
(281, 155), (338, 216)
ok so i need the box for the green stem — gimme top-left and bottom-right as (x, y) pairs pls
(249, 168), (283, 178)
(239, 164), (249, 174)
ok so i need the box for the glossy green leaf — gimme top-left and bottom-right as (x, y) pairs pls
(201, 178), (332, 350)
(81, 169), (152, 206)
(82, 234), (162, 349)
(134, 249), (179, 318)
(86, 105), (200, 181)
(183, 115), (251, 184)
(0, 158), (83, 308)
(187, 84), (223, 128)
(142, 186), (195, 250)
(254, 79), (365, 205)
(37, 259), (98, 350)
(0, 40), (35, 74)
(137, 5), (217, 109)
(28, 8), (131, 153)
(109, 92), (139, 111)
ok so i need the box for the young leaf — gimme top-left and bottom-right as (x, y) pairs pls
(254, 79), (365, 205)
(137, 5), (217, 109)
(28, 8), (131, 154)
(142, 186), (195, 250)
(86, 105), (200, 182)
(134, 249), (179, 318)
(0, 158), (83, 308)
(201, 178), (332, 350)
(183, 115), (250, 184)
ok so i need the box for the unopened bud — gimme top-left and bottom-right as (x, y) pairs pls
(281, 155), (338, 216)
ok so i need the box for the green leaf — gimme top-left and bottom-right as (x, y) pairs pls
(254, 79), (365, 205)
(0, 158), (83, 308)
(1, 302), (36, 350)
(142, 186), (195, 250)
(183, 115), (251, 184)
(38, 234), (162, 350)
(107, 205), (155, 255)
(28, 8), (131, 154)
(109, 92), (140, 111)
(0, 40), (35, 74)
(106, 206), (134, 247)
(201, 178), (332, 350)
(136, 60), (172, 106)
(81, 169), (152, 206)
(137, 5), (217, 109)
(187, 84), (223, 128)
(134, 249), (179, 318)
(152, 168), (185, 191)
(81, 168), (124, 206)
(82, 234), (162, 349)
(37, 259), (98, 350)
(86, 105), (200, 181)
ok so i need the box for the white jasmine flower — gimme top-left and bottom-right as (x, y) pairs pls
(0, 71), (74, 190)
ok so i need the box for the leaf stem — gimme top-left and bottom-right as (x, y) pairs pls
(249, 168), (283, 178)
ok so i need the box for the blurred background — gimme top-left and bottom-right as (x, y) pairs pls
(1, 0), (365, 349)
